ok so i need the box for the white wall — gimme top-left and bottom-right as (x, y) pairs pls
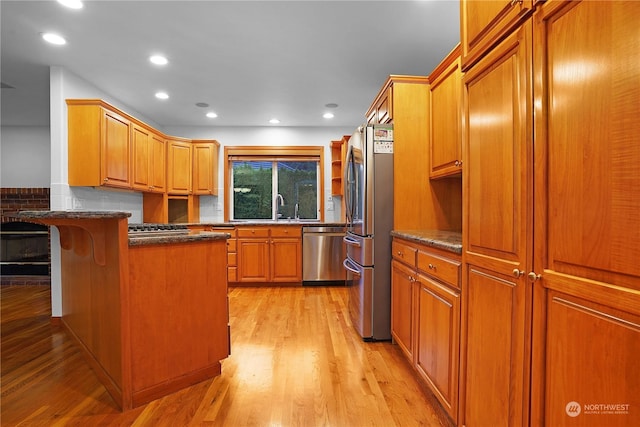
(0, 126), (51, 187)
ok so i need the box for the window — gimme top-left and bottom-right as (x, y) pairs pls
(224, 146), (325, 221)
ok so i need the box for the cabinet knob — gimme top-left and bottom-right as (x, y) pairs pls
(397, 251), (403, 256)
(454, 160), (462, 167)
(103, 178), (108, 182)
(428, 263), (435, 270)
(512, 269), (524, 278)
(527, 272), (541, 282)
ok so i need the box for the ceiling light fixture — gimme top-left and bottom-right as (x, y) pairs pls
(155, 92), (169, 100)
(206, 112), (218, 118)
(325, 103), (339, 108)
(57, 0), (83, 9)
(195, 102), (209, 108)
(323, 112), (335, 119)
(269, 118), (280, 124)
(42, 32), (67, 45)
(149, 55), (168, 65)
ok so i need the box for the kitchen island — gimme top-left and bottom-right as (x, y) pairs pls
(14, 211), (230, 411)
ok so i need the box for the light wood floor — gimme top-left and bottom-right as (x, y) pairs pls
(1, 285), (450, 426)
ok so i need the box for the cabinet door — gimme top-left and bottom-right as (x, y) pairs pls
(429, 50), (462, 179)
(131, 124), (151, 191)
(192, 142), (215, 195)
(270, 237), (301, 282)
(391, 259), (416, 362)
(237, 238), (270, 282)
(149, 133), (166, 193)
(167, 140), (192, 194)
(531, 2), (640, 425)
(101, 109), (131, 189)
(461, 0), (533, 69)
(461, 21), (533, 427)
(415, 274), (460, 424)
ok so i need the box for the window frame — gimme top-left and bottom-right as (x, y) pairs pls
(224, 146), (325, 222)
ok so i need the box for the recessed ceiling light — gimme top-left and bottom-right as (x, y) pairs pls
(57, 0), (83, 9)
(206, 112), (218, 118)
(42, 32), (67, 45)
(269, 118), (281, 124)
(196, 102), (209, 108)
(155, 92), (169, 100)
(149, 55), (168, 65)
(323, 112), (335, 119)
(325, 103), (338, 108)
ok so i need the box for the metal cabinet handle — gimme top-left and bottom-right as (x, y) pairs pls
(428, 263), (435, 270)
(528, 272), (541, 282)
(397, 251), (403, 256)
(512, 269), (524, 278)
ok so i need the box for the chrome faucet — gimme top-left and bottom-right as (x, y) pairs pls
(294, 203), (299, 220)
(275, 194), (284, 219)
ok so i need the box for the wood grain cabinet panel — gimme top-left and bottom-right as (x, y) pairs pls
(530, 2), (640, 425)
(429, 45), (463, 179)
(415, 274), (460, 424)
(461, 0), (534, 70)
(461, 19), (533, 427)
(235, 226), (302, 284)
(131, 125), (165, 193)
(192, 141), (219, 195)
(167, 139), (192, 195)
(391, 259), (416, 362)
(67, 101), (131, 189)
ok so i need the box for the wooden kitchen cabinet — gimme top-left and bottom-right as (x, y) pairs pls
(330, 138), (347, 196)
(368, 76), (462, 231)
(391, 237), (461, 424)
(235, 225), (302, 284)
(67, 100), (132, 189)
(429, 45), (462, 179)
(530, 1), (640, 425)
(192, 140), (219, 195)
(461, 19), (532, 427)
(167, 139), (192, 195)
(391, 236), (419, 362)
(366, 86), (392, 124)
(461, 0), (534, 70)
(131, 125), (166, 193)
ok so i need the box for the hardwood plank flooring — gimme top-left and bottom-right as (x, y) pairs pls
(1, 285), (450, 426)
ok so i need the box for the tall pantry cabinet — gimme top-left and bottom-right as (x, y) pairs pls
(460, 1), (640, 427)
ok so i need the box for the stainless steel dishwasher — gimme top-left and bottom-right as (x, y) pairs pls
(302, 225), (346, 286)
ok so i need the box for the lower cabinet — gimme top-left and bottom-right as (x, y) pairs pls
(236, 225), (301, 284)
(391, 237), (461, 424)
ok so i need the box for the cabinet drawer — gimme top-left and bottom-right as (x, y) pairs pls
(228, 252), (237, 267)
(212, 227), (236, 237)
(227, 239), (237, 252)
(392, 240), (417, 267)
(417, 251), (460, 288)
(228, 267), (237, 283)
(271, 226), (301, 238)
(237, 227), (270, 238)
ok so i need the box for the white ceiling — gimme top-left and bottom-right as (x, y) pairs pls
(1, 0), (460, 128)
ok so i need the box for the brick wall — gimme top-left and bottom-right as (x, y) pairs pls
(1, 188), (51, 285)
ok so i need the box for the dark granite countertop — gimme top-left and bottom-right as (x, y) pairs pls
(128, 231), (230, 246)
(391, 229), (462, 255)
(13, 210), (132, 219)
(190, 221), (346, 227)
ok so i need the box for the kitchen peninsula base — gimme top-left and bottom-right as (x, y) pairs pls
(14, 211), (230, 411)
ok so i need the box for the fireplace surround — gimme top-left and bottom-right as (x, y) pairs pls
(1, 188), (51, 285)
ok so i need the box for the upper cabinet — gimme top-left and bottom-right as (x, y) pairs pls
(192, 140), (220, 196)
(330, 136), (348, 196)
(131, 124), (166, 193)
(68, 100), (132, 189)
(461, 0), (534, 70)
(368, 75), (462, 231)
(366, 86), (393, 124)
(429, 45), (462, 179)
(167, 139), (192, 195)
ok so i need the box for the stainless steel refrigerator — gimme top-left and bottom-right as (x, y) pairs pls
(342, 124), (393, 341)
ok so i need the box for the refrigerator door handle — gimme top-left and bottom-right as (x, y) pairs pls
(343, 235), (361, 247)
(343, 258), (362, 276)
